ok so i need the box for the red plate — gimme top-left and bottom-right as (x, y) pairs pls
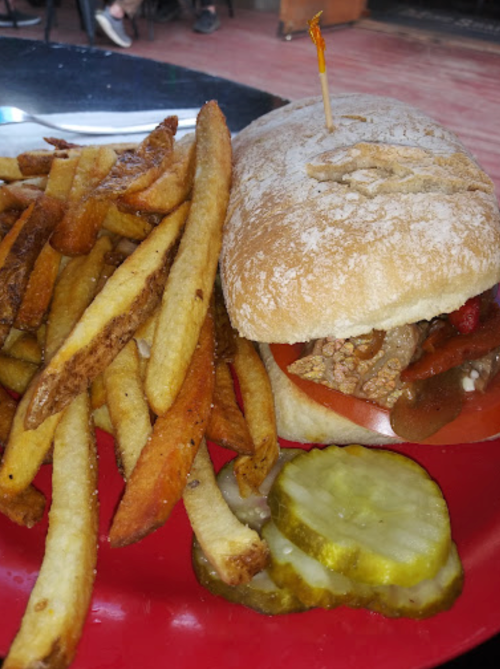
(1, 430), (500, 669)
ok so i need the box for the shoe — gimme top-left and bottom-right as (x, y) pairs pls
(95, 7), (132, 48)
(154, 2), (181, 23)
(0, 10), (41, 27)
(193, 9), (220, 34)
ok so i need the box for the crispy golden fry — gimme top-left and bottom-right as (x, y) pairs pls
(104, 340), (152, 480)
(109, 310), (215, 547)
(0, 195), (65, 346)
(50, 146), (117, 256)
(92, 403), (114, 435)
(145, 102), (232, 416)
(0, 379), (63, 497)
(95, 118), (177, 199)
(3, 393), (98, 669)
(25, 202), (189, 430)
(232, 337), (279, 497)
(1, 182), (45, 208)
(0, 210), (19, 238)
(0, 352), (38, 394)
(16, 147), (80, 177)
(214, 279), (237, 362)
(121, 132), (195, 213)
(90, 373), (106, 410)
(45, 235), (113, 361)
(0, 485), (46, 528)
(0, 156), (24, 181)
(102, 202), (153, 240)
(15, 241), (62, 332)
(2, 329), (42, 364)
(0, 384), (17, 445)
(45, 154), (79, 200)
(207, 360), (254, 455)
(183, 440), (269, 586)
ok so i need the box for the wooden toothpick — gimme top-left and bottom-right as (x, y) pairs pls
(308, 11), (334, 132)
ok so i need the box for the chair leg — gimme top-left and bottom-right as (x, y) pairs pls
(78, 0), (95, 46)
(4, 0), (18, 27)
(45, 0), (55, 41)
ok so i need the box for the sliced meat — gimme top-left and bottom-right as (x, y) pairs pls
(288, 325), (426, 408)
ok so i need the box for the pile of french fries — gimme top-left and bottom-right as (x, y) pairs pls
(0, 101), (279, 669)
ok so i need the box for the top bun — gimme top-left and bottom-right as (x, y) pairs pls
(221, 94), (500, 343)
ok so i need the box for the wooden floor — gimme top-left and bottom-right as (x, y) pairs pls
(2, 2), (500, 190)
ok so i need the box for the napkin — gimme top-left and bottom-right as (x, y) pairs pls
(0, 110), (196, 157)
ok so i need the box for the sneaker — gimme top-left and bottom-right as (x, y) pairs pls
(193, 9), (220, 34)
(0, 10), (42, 27)
(95, 7), (132, 48)
(154, 2), (181, 23)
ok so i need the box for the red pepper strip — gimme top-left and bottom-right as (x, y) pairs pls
(402, 303), (500, 382)
(448, 296), (481, 334)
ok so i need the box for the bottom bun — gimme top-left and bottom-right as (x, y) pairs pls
(259, 344), (402, 447)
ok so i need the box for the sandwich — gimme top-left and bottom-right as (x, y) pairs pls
(220, 94), (500, 445)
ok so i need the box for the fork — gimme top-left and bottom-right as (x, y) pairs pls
(0, 106), (199, 135)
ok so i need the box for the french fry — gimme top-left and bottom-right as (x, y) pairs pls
(0, 485), (46, 528)
(232, 336), (279, 497)
(0, 378), (64, 497)
(1, 181), (45, 208)
(50, 145), (117, 256)
(45, 154), (79, 201)
(15, 241), (62, 332)
(3, 392), (98, 669)
(214, 279), (238, 362)
(16, 147), (81, 177)
(145, 101), (232, 416)
(0, 352), (39, 394)
(0, 210), (20, 238)
(206, 360), (254, 455)
(102, 202), (153, 240)
(2, 329), (42, 364)
(109, 310), (215, 547)
(183, 440), (269, 586)
(45, 235), (113, 361)
(95, 117), (177, 199)
(0, 195), (65, 346)
(90, 373), (106, 410)
(92, 403), (114, 435)
(121, 132), (196, 213)
(0, 155), (24, 181)
(104, 340), (152, 480)
(25, 202), (189, 430)
(0, 384), (17, 445)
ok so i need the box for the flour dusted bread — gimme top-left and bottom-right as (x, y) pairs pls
(221, 95), (500, 344)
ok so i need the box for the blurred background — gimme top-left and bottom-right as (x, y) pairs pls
(1, 0), (499, 184)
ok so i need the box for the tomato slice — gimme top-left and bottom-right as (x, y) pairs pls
(269, 342), (500, 445)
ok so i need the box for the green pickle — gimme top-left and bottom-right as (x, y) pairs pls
(267, 445), (453, 588)
(194, 443), (462, 618)
(262, 522), (463, 619)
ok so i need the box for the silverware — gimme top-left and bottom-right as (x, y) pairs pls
(0, 107), (199, 135)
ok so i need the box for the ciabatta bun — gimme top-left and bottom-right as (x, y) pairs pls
(221, 95), (500, 344)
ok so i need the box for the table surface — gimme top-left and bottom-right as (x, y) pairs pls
(0, 34), (499, 669)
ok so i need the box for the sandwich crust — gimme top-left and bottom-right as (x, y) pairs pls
(221, 95), (500, 343)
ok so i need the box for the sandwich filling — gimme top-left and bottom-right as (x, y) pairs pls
(287, 288), (500, 441)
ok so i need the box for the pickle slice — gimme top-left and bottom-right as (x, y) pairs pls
(263, 522), (463, 619)
(192, 538), (307, 615)
(268, 445), (452, 588)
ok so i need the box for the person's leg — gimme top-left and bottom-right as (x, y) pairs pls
(0, 0), (42, 27)
(193, 0), (219, 33)
(95, 0), (138, 47)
